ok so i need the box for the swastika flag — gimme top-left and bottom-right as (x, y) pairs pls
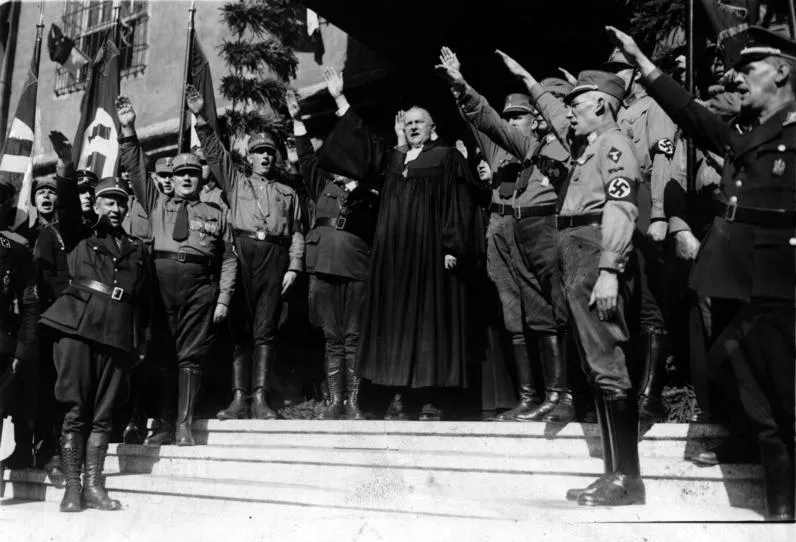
(72, 36), (120, 180)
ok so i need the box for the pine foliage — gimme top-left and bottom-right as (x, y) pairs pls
(626, 0), (686, 53)
(218, 0), (303, 152)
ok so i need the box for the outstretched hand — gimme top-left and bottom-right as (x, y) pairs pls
(49, 131), (73, 162)
(605, 26), (642, 65)
(495, 49), (530, 80)
(323, 67), (344, 99)
(185, 84), (204, 115)
(434, 46), (464, 85)
(114, 96), (136, 127)
(285, 89), (300, 119)
(558, 67), (578, 86)
(394, 110), (407, 146)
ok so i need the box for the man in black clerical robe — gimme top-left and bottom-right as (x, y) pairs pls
(316, 69), (485, 420)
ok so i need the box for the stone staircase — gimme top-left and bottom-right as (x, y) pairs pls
(1, 420), (768, 522)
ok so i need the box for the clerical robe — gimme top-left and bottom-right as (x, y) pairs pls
(318, 109), (485, 388)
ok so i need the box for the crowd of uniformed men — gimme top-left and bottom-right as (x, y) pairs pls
(0, 24), (793, 520)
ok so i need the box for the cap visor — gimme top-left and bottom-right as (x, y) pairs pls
(249, 144), (276, 154)
(502, 106), (533, 115)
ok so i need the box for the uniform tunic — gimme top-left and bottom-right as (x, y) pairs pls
(120, 135), (237, 369)
(458, 83), (570, 336)
(196, 123), (304, 346)
(557, 124), (641, 393)
(317, 108), (484, 388)
(200, 184), (227, 209)
(0, 230), (39, 422)
(647, 70), (795, 457)
(40, 226), (153, 434)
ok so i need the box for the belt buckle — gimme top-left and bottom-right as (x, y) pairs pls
(256, 230), (266, 241)
(724, 202), (737, 222)
(513, 207), (522, 219)
(111, 287), (124, 301)
(177, 252), (187, 263)
(336, 217), (347, 230)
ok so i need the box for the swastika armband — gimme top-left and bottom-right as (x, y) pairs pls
(651, 138), (675, 158)
(605, 176), (638, 203)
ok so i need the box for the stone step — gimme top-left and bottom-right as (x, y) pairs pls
(4, 447), (765, 510)
(184, 419), (731, 459)
(2, 469), (767, 523)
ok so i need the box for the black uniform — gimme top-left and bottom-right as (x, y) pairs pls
(0, 229), (40, 470)
(294, 121), (378, 419)
(647, 60), (795, 520)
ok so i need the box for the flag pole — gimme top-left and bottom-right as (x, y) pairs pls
(177, 0), (197, 153)
(787, 0), (796, 39)
(685, 0), (696, 195)
(112, 0), (121, 45)
(0, 0), (22, 149)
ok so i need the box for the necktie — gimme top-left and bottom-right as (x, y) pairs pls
(172, 200), (189, 242)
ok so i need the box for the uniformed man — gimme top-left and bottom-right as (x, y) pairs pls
(0, 178), (40, 473)
(436, 47), (575, 423)
(41, 175), (154, 512)
(607, 24), (796, 521)
(284, 88), (378, 420)
(76, 169), (99, 230)
(187, 85), (304, 420)
(117, 96), (238, 445)
(517, 65), (643, 506)
(192, 145), (227, 209)
(602, 48), (677, 423)
(153, 157), (175, 197)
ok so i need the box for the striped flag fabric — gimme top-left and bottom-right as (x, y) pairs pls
(189, 31), (219, 149)
(72, 36), (121, 180)
(0, 27), (42, 227)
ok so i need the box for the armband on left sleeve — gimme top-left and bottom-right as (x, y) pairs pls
(651, 138), (675, 159)
(605, 176), (638, 205)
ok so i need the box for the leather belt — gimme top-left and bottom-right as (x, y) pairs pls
(313, 216), (350, 231)
(489, 203), (557, 219)
(715, 201), (796, 228)
(70, 279), (132, 303)
(232, 228), (291, 247)
(153, 250), (216, 267)
(557, 213), (603, 230)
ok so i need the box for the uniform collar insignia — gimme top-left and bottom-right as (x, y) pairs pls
(784, 111), (796, 126)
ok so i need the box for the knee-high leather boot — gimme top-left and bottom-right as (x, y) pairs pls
(566, 394), (613, 500)
(59, 432), (83, 512)
(637, 327), (667, 423)
(761, 442), (795, 521)
(345, 354), (366, 421)
(516, 334), (574, 423)
(175, 368), (201, 446)
(318, 352), (344, 420)
(496, 342), (540, 421)
(251, 345), (277, 419)
(83, 432), (121, 511)
(217, 345), (250, 420)
(578, 391), (645, 506)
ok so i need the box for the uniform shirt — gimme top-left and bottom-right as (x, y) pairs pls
(457, 84), (569, 209)
(40, 227), (152, 353)
(195, 124), (304, 272)
(559, 124), (640, 272)
(617, 88), (677, 222)
(294, 124), (374, 281)
(124, 195), (152, 244)
(200, 184), (227, 209)
(0, 230), (38, 363)
(119, 136), (238, 307)
(647, 69), (796, 301)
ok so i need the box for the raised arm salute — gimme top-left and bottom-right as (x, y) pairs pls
(188, 85), (303, 421)
(608, 25), (796, 522)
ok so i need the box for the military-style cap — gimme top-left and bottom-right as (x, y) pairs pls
(95, 176), (130, 200)
(247, 133), (278, 153)
(155, 156), (174, 175)
(564, 70), (626, 104)
(735, 25), (796, 68)
(540, 77), (574, 98)
(32, 177), (58, 194)
(76, 169), (99, 188)
(603, 47), (634, 72)
(502, 93), (534, 115)
(171, 153), (203, 174)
